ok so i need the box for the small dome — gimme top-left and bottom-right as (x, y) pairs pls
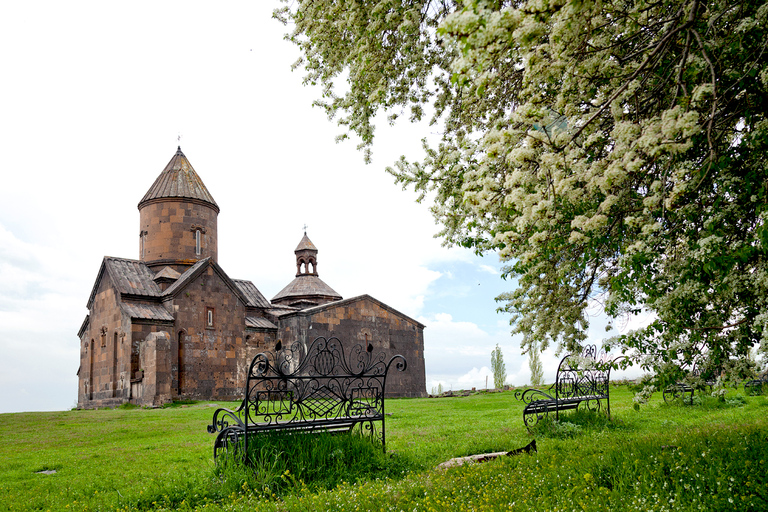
(272, 232), (342, 309)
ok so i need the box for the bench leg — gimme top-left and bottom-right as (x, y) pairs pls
(214, 428), (245, 464)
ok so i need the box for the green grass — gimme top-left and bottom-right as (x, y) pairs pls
(0, 387), (766, 511)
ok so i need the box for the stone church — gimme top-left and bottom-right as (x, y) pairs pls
(77, 147), (427, 408)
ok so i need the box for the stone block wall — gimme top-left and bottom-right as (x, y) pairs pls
(278, 296), (427, 397)
(170, 265), (249, 400)
(78, 279), (131, 408)
(136, 332), (172, 407)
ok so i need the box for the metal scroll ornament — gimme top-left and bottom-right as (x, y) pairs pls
(207, 336), (406, 462)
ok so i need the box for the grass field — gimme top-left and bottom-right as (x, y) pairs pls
(1, 386), (766, 511)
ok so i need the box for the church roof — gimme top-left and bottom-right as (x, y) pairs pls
(282, 294), (426, 329)
(121, 302), (174, 322)
(271, 274), (342, 303)
(161, 258), (210, 297)
(266, 305), (300, 317)
(245, 316), (277, 330)
(234, 279), (272, 308)
(87, 257), (163, 308)
(138, 147), (220, 212)
(153, 266), (181, 281)
(88, 256), (269, 315)
(161, 258), (254, 308)
(295, 232), (317, 252)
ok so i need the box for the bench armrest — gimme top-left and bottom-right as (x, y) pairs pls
(207, 407), (245, 434)
(514, 388), (555, 404)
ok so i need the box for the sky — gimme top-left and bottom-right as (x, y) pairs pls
(0, 1), (644, 414)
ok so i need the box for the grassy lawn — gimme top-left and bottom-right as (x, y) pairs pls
(1, 387), (766, 511)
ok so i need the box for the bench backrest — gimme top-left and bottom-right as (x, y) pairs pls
(243, 336), (406, 429)
(554, 345), (612, 400)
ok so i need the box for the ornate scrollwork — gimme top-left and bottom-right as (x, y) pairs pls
(514, 388), (555, 405)
(208, 336), (405, 461)
(207, 407), (246, 434)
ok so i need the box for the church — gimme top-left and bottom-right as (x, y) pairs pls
(77, 147), (427, 408)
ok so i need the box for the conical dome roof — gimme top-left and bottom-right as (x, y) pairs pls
(272, 275), (342, 304)
(138, 147), (219, 212)
(295, 233), (317, 252)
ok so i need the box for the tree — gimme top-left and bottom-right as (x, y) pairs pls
(529, 341), (544, 386)
(276, 0), (768, 378)
(491, 344), (507, 388)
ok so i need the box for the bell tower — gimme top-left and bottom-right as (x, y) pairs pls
(295, 231), (318, 276)
(138, 147), (220, 272)
(272, 232), (342, 308)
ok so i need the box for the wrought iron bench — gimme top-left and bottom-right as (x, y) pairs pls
(514, 345), (619, 428)
(207, 336), (406, 462)
(744, 373), (768, 395)
(662, 358), (716, 404)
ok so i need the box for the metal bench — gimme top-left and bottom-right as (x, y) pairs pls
(663, 358), (716, 404)
(744, 373), (768, 395)
(207, 336), (406, 462)
(514, 345), (620, 428)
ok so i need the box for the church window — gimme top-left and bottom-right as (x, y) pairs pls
(195, 229), (202, 256)
(140, 230), (147, 258)
(206, 307), (214, 328)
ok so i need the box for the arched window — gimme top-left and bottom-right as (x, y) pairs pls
(89, 339), (95, 400)
(112, 332), (119, 397)
(140, 230), (147, 258)
(195, 229), (202, 256)
(178, 330), (185, 396)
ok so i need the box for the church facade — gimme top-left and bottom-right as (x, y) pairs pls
(77, 148), (427, 408)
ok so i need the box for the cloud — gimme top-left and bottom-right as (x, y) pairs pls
(456, 367), (493, 389)
(0, 223), (85, 412)
(478, 264), (499, 275)
(419, 312), (535, 389)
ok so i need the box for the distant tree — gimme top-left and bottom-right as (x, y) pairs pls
(529, 341), (544, 387)
(276, 0), (768, 381)
(491, 344), (507, 389)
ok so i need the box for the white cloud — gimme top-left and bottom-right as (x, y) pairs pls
(456, 367), (494, 390)
(478, 264), (499, 275)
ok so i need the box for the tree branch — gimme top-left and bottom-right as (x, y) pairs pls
(566, 1), (698, 147)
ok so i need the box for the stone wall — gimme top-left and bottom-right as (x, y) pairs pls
(135, 332), (172, 407)
(277, 296), (427, 398)
(169, 265), (249, 400)
(78, 278), (131, 408)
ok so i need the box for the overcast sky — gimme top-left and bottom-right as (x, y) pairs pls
(0, 1), (644, 414)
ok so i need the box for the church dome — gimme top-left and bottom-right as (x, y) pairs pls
(138, 147), (219, 212)
(271, 232), (342, 309)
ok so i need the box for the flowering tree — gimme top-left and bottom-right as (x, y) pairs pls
(275, 0), (768, 377)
